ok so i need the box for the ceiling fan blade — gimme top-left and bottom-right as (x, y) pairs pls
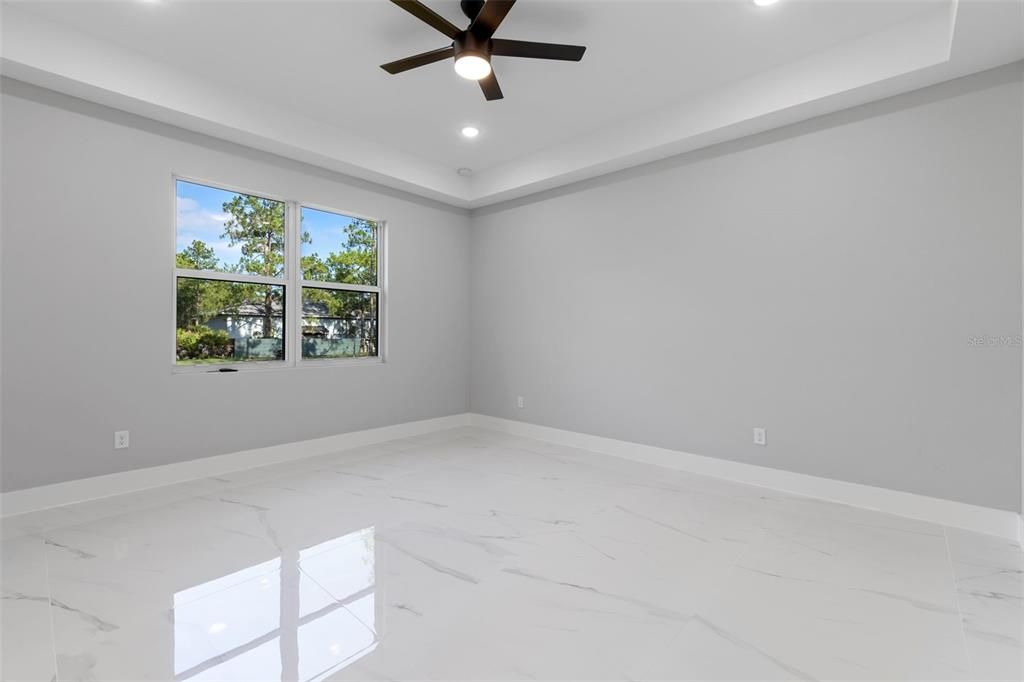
(490, 39), (586, 61)
(469, 0), (516, 39)
(479, 71), (503, 101)
(390, 0), (462, 39)
(380, 46), (455, 74)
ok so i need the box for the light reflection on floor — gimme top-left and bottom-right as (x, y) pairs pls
(173, 528), (376, 682)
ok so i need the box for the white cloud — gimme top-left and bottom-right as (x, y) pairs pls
(176, 224), (241, 268)
(176, 196), (231, 235)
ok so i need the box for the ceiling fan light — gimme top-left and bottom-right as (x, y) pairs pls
(454, 54), (491, 80)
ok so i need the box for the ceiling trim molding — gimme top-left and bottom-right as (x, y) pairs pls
(0, 5), (474, 206)
(2, 0), (1021, 209)
(0, 76), (472, 217)
(471, 60), (1024, 216)
(467, 4), (959, 206)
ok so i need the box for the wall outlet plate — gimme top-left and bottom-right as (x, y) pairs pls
(753, 427), (767, 446)
(114, 430), (130, 449)
(516, 396), (524, 409)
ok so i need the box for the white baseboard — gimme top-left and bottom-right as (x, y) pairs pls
(0, 413), (473, 518)
(4, 411), (1019, 543)
(470, 414), (1023, 543)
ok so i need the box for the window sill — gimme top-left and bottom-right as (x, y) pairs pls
(172, 357), (385, 375)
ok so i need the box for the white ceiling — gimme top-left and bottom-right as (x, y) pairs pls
(3, 0), (1023, 207)
(10, 0), (939, 171)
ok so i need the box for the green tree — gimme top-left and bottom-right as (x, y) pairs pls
(301, 219), (378, 355)
(175, 240), (218, 271)
(325, 218), (376, 287)
(221, 195), (286, 276)
(300, 219), (376, 288)
(175, 204), (379, 359)
(220, 195), (287, 335)
(176, 240), (225, 327)
(302, 219), (377, 313)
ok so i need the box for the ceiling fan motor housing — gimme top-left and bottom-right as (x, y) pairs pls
(455, 31), (491, 63)
(460, 0), (486, 20)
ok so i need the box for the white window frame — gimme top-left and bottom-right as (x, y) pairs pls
(172, 175), (387, 374)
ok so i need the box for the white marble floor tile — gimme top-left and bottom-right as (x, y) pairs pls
(947, 527), (1024, 681)
(2, 535), (57, 682)
(1, 427), (1019, 681)
(629, 556), (972, 681)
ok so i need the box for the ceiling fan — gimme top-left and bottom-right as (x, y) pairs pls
(380, 0), (586, 101)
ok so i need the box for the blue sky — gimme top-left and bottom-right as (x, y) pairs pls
(176, 180), (358, 269)
(300, 206), (359, 260)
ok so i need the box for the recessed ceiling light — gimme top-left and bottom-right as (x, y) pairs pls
(208, 623), (227, 634)
(454, 55), (492, 81)
(461, 126), (480, 139)
(753, 0), (779, 6)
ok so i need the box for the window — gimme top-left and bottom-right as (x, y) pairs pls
(174, 179), (383, 369)
(299, 207), (380, 360)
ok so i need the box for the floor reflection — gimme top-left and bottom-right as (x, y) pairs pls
(173, 527), (376, 681)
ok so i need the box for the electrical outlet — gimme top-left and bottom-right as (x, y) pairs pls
(114, 430), (130, 450)
(516, 396), (524, 409)
(753, 427), (766, 446)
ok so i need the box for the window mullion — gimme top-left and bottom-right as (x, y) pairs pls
(287, 201), (301, 366)
(299, 281), (379, 294)
(174, 269), (283, 287)
(378, 222), (386, 363)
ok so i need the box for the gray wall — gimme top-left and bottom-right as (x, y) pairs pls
(0, 80), (471, 492)
(470, 65), (1024, 511)
(4, 66), (1023, 512)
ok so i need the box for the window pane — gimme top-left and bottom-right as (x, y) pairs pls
(302, 289), (378, 359)
(176, 278), (285, 365)
(300, 207), (378, 286)
(176, 180), (285, 278)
